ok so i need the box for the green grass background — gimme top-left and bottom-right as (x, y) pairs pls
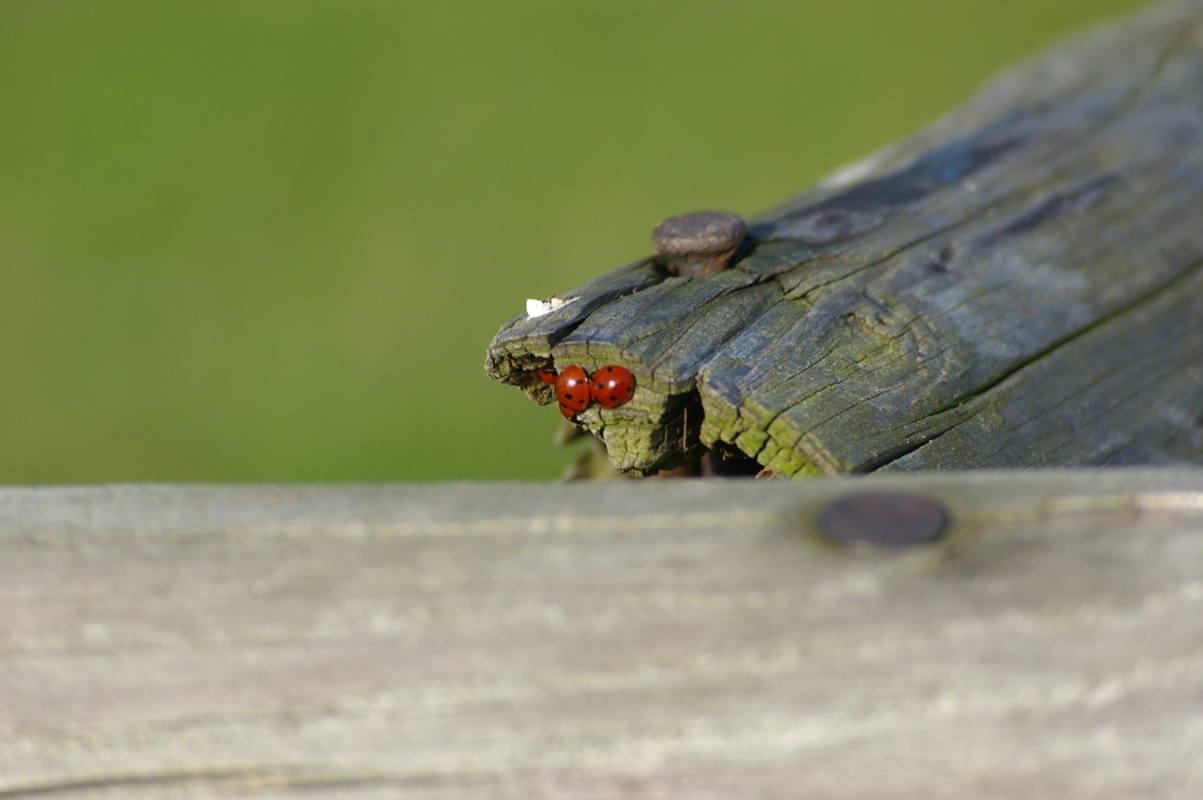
(0, 0), (1149, 482)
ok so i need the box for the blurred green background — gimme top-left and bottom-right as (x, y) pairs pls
(0, 0), (1149, 482)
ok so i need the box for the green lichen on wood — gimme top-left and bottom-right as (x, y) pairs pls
(486, 1), (1203, 476)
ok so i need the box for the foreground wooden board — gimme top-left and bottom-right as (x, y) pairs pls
(486, 0), (1203, 476)
(2, 471), (1203, 798)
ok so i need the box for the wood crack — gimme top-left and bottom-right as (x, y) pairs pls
(876, 252), (1203, 471)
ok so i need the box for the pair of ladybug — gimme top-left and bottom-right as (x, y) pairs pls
(538, 364), (636, 419)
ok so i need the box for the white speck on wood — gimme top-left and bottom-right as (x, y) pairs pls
(526, 296), (575, 318)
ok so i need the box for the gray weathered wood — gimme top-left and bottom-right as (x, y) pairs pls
(486, 0), (1203, 476)
(3, 472), (1203, 797)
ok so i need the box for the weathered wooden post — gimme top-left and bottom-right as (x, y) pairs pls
(487, 0), (1203, 477)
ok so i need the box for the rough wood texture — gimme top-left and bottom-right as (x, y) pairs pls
(486, 0), (1203, 476)
(3, 471), (1203, 798)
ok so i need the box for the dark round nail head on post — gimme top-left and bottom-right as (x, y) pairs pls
(652, 210), (746, 277)
(817, 492), (948, 547)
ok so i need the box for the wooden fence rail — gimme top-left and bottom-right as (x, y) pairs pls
(2, 471), (1202, 797)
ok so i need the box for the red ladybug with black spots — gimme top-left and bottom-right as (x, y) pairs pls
(537, 363), (636, 418)
(589, 365), (635, 409)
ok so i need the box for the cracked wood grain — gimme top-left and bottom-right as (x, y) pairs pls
(486, 0), (1203, 476)
(886, 255), (1203, 469)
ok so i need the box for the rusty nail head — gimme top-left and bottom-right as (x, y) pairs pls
(652, 210), (746, 277)
(818, 492), (948, 547)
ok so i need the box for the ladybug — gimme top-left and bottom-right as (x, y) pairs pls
(590, 364), (635, 409)
(536, 367), (558, 385)
(555, 364), (590, 415)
